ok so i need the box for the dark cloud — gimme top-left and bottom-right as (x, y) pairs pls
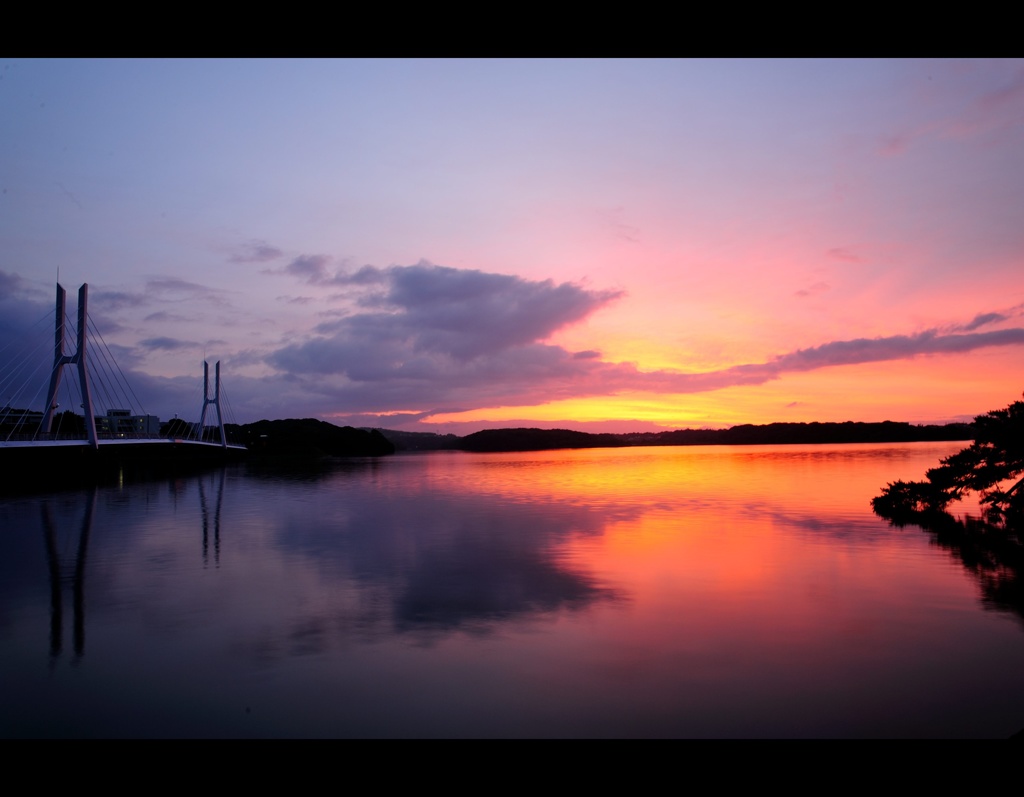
(263, 267), (1024, 418)
(339, 265), (388, 286)
(264, 265), (1024, 421)
(624, 327), (1024, 400)
(221, 348), (269, 368)
(94, 278), (227, 315)
(229, 240), (284, 264)
(652, 328), (1024, 397)
(143, 311), (193, 323)
(959, 311), (1007, 331)
(270, 263), (624, 377)
(258, 264), (628, 415)
(284, 255), (332, 283)
(139, 336), (199, 351)
(297, 264), (388, 289)
(770, 328), (1024, 373)
(381, 264), (624, 360)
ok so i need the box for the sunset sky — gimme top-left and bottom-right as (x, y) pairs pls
(2, 58), (1022, 433)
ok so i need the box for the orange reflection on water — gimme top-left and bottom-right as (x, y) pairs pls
(401, 442), (985, 635)
(414, 443), (982, 686)
(419, 442), (966, 514)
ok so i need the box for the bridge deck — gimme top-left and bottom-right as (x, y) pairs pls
(0, 438), (247, 451)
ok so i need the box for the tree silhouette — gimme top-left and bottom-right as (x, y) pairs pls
(873, 397), (1024, 524)
(160, 417), (195, 438)
(52, 410), (85, 437)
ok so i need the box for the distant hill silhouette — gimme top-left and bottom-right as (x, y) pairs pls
(631, 420), (973, 447)
(232, 419), (395, 458)
(378, 420), (973, 453)
(378, 429), (462, 451)
(460, 427), (629, 453)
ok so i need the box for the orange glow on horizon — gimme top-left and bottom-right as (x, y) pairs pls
(423, 346), (1022, 431)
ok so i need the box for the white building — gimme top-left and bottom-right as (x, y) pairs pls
(97, 409), (161, 437)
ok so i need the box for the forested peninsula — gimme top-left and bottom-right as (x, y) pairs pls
(383, 420), (974, 453)
(230, 419), (396, 458)
(226, 418), (973, 459)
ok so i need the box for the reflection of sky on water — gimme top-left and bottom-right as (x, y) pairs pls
(0, 459), (629, 659)
(3, 442), (1024, 737)
(249, 472), (629, 641)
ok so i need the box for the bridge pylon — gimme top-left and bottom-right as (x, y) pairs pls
(198, 360), (227, 448)
(42, 284), (98, 449)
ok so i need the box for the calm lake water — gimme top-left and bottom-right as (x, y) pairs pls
(3, 442), (1023, 738)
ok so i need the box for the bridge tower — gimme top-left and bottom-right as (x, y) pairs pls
(42, 284), (98, 449)
(198, 360), (227, 448)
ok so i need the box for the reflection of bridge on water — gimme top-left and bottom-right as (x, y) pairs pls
(40, 469), (228, 661)
(1, 283), (246, 459)
(41, 491), (95, 661)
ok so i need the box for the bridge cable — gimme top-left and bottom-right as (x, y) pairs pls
(87, 316), (148, 418)
(0, 309), (57, 421)
(4, 312), (64, 441)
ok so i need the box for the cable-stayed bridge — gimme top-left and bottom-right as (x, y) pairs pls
(1, 283), (247, 462)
